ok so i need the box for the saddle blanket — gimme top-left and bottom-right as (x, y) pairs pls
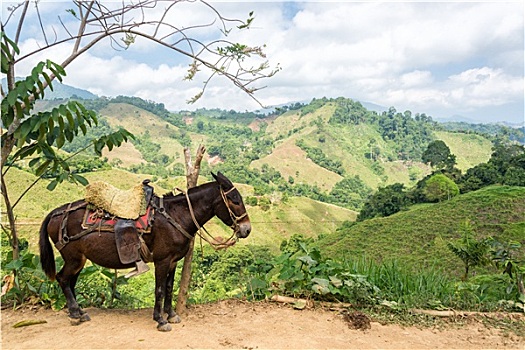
(82, 206), (154, 233)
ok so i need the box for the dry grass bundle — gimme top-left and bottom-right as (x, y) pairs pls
(85, 182), (145, 219)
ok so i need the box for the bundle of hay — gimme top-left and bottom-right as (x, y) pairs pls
(85, 182), (146, 219)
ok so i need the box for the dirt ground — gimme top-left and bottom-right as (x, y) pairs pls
(1, 300), (524, 349)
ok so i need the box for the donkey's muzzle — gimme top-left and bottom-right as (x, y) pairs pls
(236, 221), (252, 239)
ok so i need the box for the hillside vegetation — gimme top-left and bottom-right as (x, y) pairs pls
(72, 96), (509, 221)
(5, 95), (519, 251)
(3, 167), (355, 252)
(317, 185), (525, 278)
(3, 93), (524, 318)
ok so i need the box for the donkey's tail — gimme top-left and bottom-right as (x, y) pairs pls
(39, 212), (56, 281)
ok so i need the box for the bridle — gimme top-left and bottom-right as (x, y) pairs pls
(219, 186), (248, 233)
(155, 185), (248, 250)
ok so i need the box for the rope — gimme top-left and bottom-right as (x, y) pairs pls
(180, 189), (237, 250)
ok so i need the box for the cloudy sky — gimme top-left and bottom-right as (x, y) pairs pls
(2, 1), (524, 124)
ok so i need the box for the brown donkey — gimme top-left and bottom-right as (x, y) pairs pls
(39, 172), (251, 331)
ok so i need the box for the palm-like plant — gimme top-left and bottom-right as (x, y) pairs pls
(447, 221), (490, 281)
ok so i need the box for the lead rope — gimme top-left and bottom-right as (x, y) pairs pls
(176, 188), (237, 250)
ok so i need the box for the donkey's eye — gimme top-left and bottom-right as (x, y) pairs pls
(228, 194), (241, 205)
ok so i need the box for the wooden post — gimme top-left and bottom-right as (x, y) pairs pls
(175, 144), (206, 316)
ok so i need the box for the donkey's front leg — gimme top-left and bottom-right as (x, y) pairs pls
(163, 262), (181, 324)
(153, 260), (172, 332)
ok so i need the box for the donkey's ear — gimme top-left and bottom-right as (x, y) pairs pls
(211, 172), (218, 181)
(214, 172), (233, 188)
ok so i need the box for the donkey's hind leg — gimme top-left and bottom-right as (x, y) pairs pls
(70, 271), (91, 322)
(56, 255), (87, 325)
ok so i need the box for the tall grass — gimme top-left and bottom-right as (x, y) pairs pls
(345, 258), (453, 306)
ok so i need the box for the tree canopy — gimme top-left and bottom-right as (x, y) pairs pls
(422, 140), (457, 170)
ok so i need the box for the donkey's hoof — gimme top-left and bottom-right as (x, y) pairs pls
(80, 313), (91, 322)
(168, 314), (181, 324)
(69, 317), (82, 326)
(157, 323), (172, 332)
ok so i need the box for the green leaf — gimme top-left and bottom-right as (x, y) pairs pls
(35, 159), (52, 176)
(248, 278), (267, 291)
(40, 143), (55, 158)
(79, 122), (87, 135)
(57, 114), (64, 131)
(42, 72), (53, 90)
(28, 157), (41, 167)
(14, 103), (24, 119)
(56, 133), (65, 149)
(47, 179), (59, 191)
(46, 130), (56, 146)
(5, 259), (24, 270)
(73, 174), (89, 186)
(64, 129), (73, 142)
(7, 91), (18, 106)
(16, 120), (32, 141)
(65, 109), (75, 127)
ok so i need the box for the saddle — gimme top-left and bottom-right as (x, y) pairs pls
(84, 180), (155, 266)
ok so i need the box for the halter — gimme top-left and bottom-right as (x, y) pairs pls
(160, 185), (248, 250)
(219, 186), (248, 232)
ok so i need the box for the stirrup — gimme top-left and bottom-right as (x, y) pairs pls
(124, 260), (150, 278)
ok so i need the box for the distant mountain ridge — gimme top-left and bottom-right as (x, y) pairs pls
(4, 79), (521, 126)
(1, 78), (97, 100)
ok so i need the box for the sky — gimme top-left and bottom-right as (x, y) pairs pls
(2, 1), (524, 124)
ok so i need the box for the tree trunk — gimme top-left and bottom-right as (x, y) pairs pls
(1, 172), (19, 261)
(176, 144), (206, 316)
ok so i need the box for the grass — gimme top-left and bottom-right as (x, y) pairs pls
(250, 138), (343, 192)
(100, 103), (188, 164)
(1, 167), (356, 254)
(317, 185), (525, 278)
(434, 131), (492, 171)
(245, 196), (356, 249)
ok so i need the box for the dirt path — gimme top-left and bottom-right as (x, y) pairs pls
(1, 300), (524, 349)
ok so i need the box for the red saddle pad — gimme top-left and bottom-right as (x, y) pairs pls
(82, 206), (153, 233)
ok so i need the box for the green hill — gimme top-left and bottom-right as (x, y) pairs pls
(316, 185), (525, 278)
(3, 95), (515, 258)
(2, 167), (355, 253)
(66, 97), (497, 201)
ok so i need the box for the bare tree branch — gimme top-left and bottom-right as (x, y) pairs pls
(6, 0), (277, 104)
(2, 0), (279, 165)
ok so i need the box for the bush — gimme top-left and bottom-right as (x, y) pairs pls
(424, 174), (459, 202)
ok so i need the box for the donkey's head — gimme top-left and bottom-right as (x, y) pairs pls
(212, 172), (252, 239)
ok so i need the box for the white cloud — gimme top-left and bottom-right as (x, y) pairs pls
(3, 1), (523, 122)
(399, 70), (434, 88)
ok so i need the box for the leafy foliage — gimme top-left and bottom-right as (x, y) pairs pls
(458, 144), (525, 192)
(357, 183), (408, 221)
(296, 139), (345, 175)
(423, 173), (459, 202)
(0, 237), (133, 310)
(328, 175), (373, 210)
(447, 221), (491, 281)
(490, 239), (525, 309)
(422, 140), (457, 170)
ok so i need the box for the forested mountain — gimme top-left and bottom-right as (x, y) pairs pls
(29, 94), (523, 215)
(7, 93), (524, 284)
